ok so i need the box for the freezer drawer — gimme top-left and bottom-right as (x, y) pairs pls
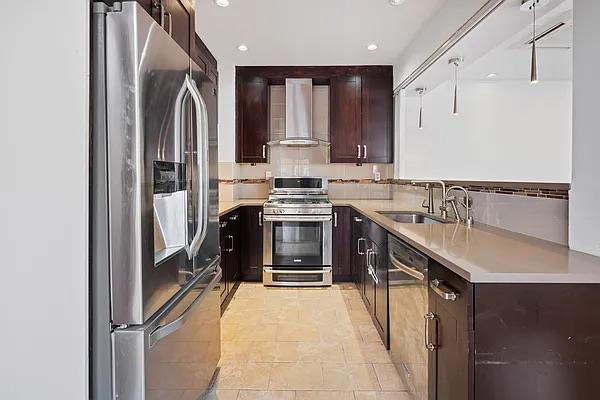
(113, 266), (222, 400)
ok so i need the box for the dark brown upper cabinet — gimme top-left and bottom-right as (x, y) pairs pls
(125, 0), (193, 56)
(193, 35), (218, 83)
(330, 76), (363, 163)
(235, 66), (393, 164)
(236, 75), (270, 163)
(331, 67), (394, 164)
(361, 69), (394, 163)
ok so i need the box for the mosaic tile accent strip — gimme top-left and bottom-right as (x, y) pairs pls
(392, 180), (570, 200)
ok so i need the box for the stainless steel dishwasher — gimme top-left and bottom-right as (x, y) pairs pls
(388, 235), (429, 400)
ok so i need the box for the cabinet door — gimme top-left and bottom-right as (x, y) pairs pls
(330, 76), (362, 163)
(373, 238), (389, 347)
(219, 217), (229, 303)
(350, 211), (366, 289)
(428, 263), (473, 400)
(236, 76), (269, 163)
(241, 207), (264, 281)
(227, 213), (241, 284)
(364, 240), (376, 312)
(149, 0), (192, 55)
(361, 70), (394, 163)
(332, 207), (351, 281)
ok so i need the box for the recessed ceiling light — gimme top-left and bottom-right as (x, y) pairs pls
(237, 44), (248, 52)
(389, 0), (406, 5)
(215, 0), (230, 7)
(367, 44), (378, 51)
(487, 73), (498, 78)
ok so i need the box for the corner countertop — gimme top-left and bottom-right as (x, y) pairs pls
(218, 198), (600, 284)
(219, 199), (266, 216)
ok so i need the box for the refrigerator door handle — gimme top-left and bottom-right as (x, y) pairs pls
(185, 74), (210, 260)
(149, 266), (222, 347)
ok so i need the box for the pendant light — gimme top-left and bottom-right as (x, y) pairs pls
(448, 57), (463, 116)
(521, 0), (548, 84)
(415, 88), (426, 130)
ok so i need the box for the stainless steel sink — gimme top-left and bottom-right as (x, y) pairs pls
(376, 211), (449, 224)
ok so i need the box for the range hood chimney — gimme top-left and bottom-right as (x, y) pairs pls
(269, 78), (329, 147)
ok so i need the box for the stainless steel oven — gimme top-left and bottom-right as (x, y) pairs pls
(262, 177), (333, 287)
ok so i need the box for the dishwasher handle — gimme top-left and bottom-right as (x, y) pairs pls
(389, 252), (425, 281)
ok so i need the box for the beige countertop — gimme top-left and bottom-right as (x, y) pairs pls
(219, 199), (266, 216)
(218, 198), (600, 283)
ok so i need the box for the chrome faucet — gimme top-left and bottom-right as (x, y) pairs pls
(445, 186), (474, 227)
(411, 180), (448, 218)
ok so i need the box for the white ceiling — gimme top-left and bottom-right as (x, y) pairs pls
(405, 0), (573, 95)
(195, 0), (446, 68)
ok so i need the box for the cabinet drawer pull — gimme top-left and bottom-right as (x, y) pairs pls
(430, 279), (458, 301)
(424, 312), (438, 351)
(357, 238), (366, 255)
(354, 216), (363, 223)
(258, 211), (263, 227)
(262, 144), (267, 159)
(226, 235), (234, 252)
(334, 211), (338, 227)
(357, 145), (361, 159)
(363, 145), (367, 160)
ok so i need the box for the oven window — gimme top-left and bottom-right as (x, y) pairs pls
(272, 221), (323, 265)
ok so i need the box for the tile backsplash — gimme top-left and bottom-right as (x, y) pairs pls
(391, 184), (569, 245)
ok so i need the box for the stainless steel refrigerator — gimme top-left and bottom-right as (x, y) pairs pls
(91, 2), (221, 399)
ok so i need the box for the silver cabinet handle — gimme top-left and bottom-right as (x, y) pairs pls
(363, 145), (367, 160)
(165, 11), (172, 36)
(368, 266), (379, 285)
(226, 235), (234, 252)
(229, 214), (239, 221)
(357, 144), (361, 159)
(424, 312), (438, 351)
(369, 249), (377, 271)
(366, 248), (373, 268)
(334, 211), (338, 227)
(262, 144), (267, 159)
(353, 216), (363, 223)
(258, 211), (263, 227)
(430, 279), (458, 301)
(357, 238), (366, 255)
(158, 2), (172, 37)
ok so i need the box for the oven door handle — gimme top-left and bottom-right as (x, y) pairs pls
(264, 267), (332, 274)
(262, 215), (332, 222)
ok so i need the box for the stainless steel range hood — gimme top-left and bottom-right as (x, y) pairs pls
(268, 78), (329, 147)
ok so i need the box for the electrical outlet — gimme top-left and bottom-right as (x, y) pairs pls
(265, 170), (272, 179)
(374, 171), (381, 181)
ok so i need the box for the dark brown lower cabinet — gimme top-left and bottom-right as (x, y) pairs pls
(350, 209), (389, 348)
(427, 261), (600, 400)
(332, 207), (351, 281)
(241, 206), (263, 281)
(428, 262), (473, 400)
(219, 211), (241, 311)
(350, 210), (366, 289)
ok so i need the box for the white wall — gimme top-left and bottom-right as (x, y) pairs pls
(399, 80), (572, 182)
(569, 0), (600, 256)
(218, 65), (237, 163)
(0, 2), (89, 399)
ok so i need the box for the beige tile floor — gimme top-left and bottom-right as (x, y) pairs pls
(205, 282), (409, 400)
